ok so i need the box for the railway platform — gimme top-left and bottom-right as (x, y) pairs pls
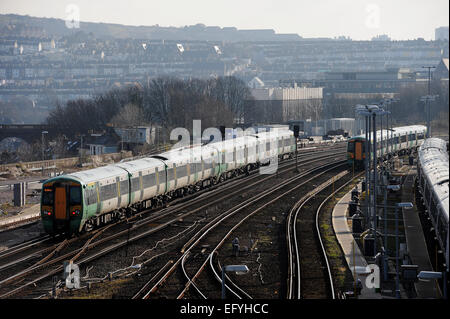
(393, 165), (440, 298)
(332, 182), (382, 299)
(0, 203), (40, 231)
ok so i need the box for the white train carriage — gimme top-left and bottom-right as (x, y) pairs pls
(115, 158), (166, 207)
(276, 129), (295, 158)
(152, 147), (193, 194)
(417, 138), (449, 267)
(253, 131), (280, 164)
(200, 143), (221, 181)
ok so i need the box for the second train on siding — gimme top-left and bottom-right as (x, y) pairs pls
(346, 125), (427, 169)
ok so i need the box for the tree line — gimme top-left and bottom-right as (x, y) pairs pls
(47, 76), (253, 142)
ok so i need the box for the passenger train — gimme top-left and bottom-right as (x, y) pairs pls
(41, 129), (296, 235)
(346, 125), (427, 168)
(416, 138), (449, 270)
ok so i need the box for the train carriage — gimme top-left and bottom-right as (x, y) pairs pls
(417, 138), (449, 265)
(115, 158), (165, 207)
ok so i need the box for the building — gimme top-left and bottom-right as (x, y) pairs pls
(113, 126), (155, 145)
(433, 58), (449, 80)
(85, 133), (119, 155)
(435, 27), (449, 41)
(245, 86), (323, 124)
(371, 34), (391, 41)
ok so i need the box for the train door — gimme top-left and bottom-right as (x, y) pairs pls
(355, 141), (363, 161)
(54, 186), (67, 219)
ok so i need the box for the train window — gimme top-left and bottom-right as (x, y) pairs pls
(100, 183), (117, 201)
(120, 180), (129, 194)
(394, 136), (399, 144)
(42, 189), (54, 205)
(177, 166), (187, 178)
(278, 139), (283, 148)
(131, 177), (140, 192)
(438, 213), (447, 247)
(69, 187), (82, 205)
(85, 187), (97, 205)
(410, 133), (416, 141)
(418, 133), (425, 139)
(347, 141), (355, 152)
(159, 170), (166, 184)
(143, 173), (156, 188)
(400, 135), (407, 143)
(168, 168), (174, 181)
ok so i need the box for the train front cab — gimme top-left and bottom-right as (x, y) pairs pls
(347, 138), (365, 169)
(41, 178), (83, 235)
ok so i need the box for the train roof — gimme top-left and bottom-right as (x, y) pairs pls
(115, 157), (164, 173)
(65, 165), (128, 184)
(418, 138), (449, 221)
(349, 125), (427, 140)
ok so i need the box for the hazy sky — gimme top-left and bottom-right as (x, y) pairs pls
(1, 0), (448, 40)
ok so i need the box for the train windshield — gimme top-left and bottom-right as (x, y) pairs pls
(70, 186), (82, 205)
(42, 188), (54, 205)
(347, 141), (355, 152)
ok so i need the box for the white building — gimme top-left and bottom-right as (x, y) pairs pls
(435, 27), (449, 41)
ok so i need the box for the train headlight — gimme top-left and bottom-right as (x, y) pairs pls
(43, 210), (52, 217)
(71, 209), (81, 217)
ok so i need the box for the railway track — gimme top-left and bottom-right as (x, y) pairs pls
(0, 146), (347, 299)
(0, 146), (344, 275)
(138, 158), (347, 299)
(286, 169), (363, 299)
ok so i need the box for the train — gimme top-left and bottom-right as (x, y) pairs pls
(416, 138), (449, 270)
(346, 125), (427, 168)
(41, 128), (296, 235)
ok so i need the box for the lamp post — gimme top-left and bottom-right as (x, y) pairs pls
(41, 130), (48, 161)
(356, 105), (372, 229)
(41, 130), (48, 176)
(79, 134), (85, 166)
(221, 264), (249, 299)
(422, 66), (436, 137)
(394, 202), (413, 299)
(420, 95), (438, 138)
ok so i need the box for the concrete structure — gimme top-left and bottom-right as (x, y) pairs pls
(435, 27), (449, 41)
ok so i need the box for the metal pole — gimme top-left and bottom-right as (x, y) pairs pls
(41, 132), (45, 161)
(395, 206), (400, 299)
(384, 186), (388, 281)
(373, 113), (377, 257)
(365, 116), (369, 228)
(80, 135), (83, 165)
